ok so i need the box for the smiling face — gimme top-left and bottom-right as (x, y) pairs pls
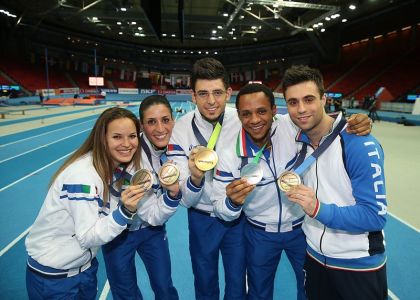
(140, 103), (174, 149)
(106, 117), (139, 167)
(237, 91), (276, 147)
(192, 78), (232, 124)
(284, 80), (326, 135)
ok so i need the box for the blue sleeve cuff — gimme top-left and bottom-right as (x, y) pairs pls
(164, 191), (181, 208)
(226, 197), (242, 212)
(187, 176), (204, 192)
(112, 207), (130, 226)
(314, 202), (329, 223)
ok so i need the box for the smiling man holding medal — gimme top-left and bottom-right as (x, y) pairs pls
(212, 80), (374, 299)
(212, 83), (308, 300)
(283, 65), (388, 300)
(167, 58), (248, 300)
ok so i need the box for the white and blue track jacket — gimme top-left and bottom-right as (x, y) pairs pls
(299, 113), (387, 271)
(212, 115), (305, 232)
(167, 106), (241, 213)
(109, 133), (181, 231)
(26, 152), (132, 270)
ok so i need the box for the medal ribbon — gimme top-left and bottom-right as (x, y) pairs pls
(236, 127), (276, 158)
(141, 134), (167, 172)
(292, 117), (347, 176)
(192, 113), (224, 149)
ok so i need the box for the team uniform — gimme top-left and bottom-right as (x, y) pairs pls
(102, 133), (181, 300)
(299, 113), (388, 300)
(212, 114), (307, 300)
(167, 106), (247, 300)
(25, 152), (133, 300)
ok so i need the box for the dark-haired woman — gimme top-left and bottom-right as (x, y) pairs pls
(103, 95), (181, 300)
(26, 107), (144, 300)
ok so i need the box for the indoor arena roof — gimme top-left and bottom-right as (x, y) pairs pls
(1, 0), (418, 51)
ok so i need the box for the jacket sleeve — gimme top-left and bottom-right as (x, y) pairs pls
(314, 135), (387, 232)
(60, 173), (130, 250)
(167, 125), (204, 208)
(212, 151), (243, 221)
(136, 189), (181, 226)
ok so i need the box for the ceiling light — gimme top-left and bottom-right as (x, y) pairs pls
(342, 19), (347, 23)
(349, 4), (356, 10)
(120, 7), (127, 11)
(321, 28), (325, 32)
(223, 13), (228, 17)
(135, 32), (140, 36)
(138, 27), (142, 30)
(131, 21), (136, 25)
(119, 32), (123, 35)
(205, 51), (209, 54)
(214, 51), (218, 55)
(117, 21), (121, 25)
(162, 33), (167, 37)
(233, 37), (237, 40)
(217, 25), (223, 29)
(325, 17), (330, 21)
(190, 34), (195, 38)
(171, 34), (176, 37)
(212, 30), (217, 34)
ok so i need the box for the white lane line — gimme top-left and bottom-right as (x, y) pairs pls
(98, 280), (110, 300)
(0, 128), (91, 164)
(0, 226), (32, 257)
(0, 151), (74, 192)
(388, 212), (420, 233)
(0, 119), (95, 148)
(388, 289), (400, 300)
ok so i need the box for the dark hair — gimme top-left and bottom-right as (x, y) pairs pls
(236, 83), (275, 109)
(139, 95), (173, 123)
(282, 65), (324, 97)
(50, 107), (141, 205)
(191, 57), (229, 91)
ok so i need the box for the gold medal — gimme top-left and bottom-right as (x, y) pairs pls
(194, 148), (218, 171)
(130, 169), (153, 191)
(277, 171), (301, 192)
(158, 162), (180, 185)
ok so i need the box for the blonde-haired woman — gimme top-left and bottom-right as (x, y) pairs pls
(25, 107), (144, 300)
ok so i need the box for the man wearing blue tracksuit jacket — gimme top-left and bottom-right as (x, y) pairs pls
(283, 65), (388, 300)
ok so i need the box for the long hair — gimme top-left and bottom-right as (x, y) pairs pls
(50, 107), (141, 205)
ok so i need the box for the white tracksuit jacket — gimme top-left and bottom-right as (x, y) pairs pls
(167, 106), (241, 212)
(212, 114), (305, 232)
(299, 114), (387, 270)
(25, 152), (132, 270)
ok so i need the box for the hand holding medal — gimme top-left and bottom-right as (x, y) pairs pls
(226, 178), (256, 206)
(130, 169), (153, 191)
(192, 115), (223, 172)
(240, 143), (266, 185)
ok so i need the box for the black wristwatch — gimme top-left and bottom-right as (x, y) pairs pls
(120, 205), (137, 220)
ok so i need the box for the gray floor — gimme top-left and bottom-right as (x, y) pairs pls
(372, 121), (420, 230)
